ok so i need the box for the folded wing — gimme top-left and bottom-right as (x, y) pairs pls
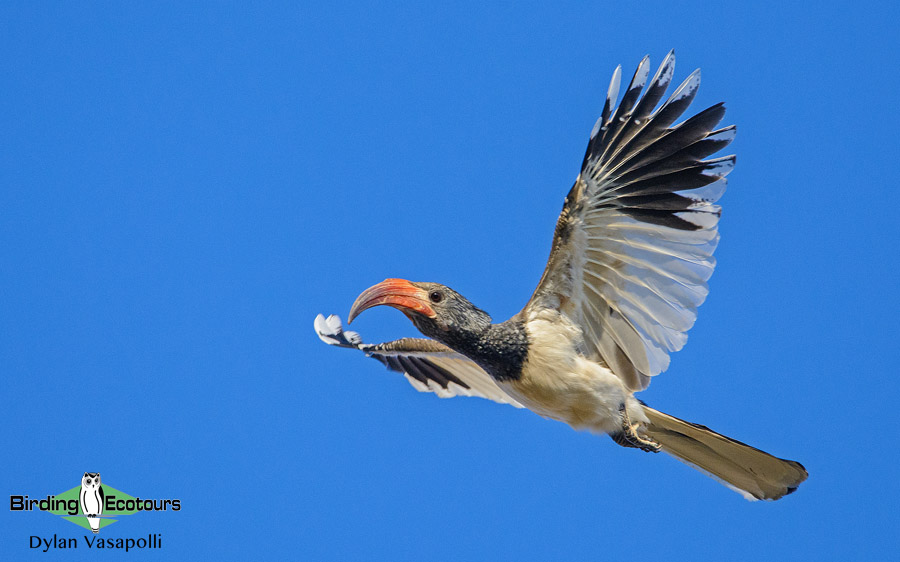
(315, 314), (522, 407)
(524, 51), (734, 391)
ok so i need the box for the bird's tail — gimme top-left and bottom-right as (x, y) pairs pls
(641, 405), (808, 501)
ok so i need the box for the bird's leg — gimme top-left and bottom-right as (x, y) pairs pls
(610, 403), (660, 453)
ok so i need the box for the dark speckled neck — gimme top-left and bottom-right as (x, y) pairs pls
(442, 320), (529, 382)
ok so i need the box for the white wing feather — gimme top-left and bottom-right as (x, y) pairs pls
(524, 52), (734, 391)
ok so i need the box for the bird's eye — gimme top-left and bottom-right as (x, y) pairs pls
(429, 291), (443, 303)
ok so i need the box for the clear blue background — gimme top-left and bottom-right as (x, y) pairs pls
(2, 2), (898, 560)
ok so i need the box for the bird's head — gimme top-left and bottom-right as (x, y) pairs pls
(348, 278), (492, 344)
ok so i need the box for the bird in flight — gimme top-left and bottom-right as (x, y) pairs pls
(316, 52), (807, 500)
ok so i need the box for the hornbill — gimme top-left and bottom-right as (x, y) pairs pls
(316, 52), (807, 500)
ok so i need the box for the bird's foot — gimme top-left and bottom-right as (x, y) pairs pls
(610, 404), (660, 453)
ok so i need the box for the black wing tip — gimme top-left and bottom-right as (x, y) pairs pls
(620, 208), (704, 231)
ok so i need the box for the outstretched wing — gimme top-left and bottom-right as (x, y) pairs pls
(524, 51), (734, 392)
(315, 314), (522, 407)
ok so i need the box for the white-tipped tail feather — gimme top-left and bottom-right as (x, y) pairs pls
(642, 406), (807, 500)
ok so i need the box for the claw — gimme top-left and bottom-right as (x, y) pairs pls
(611, 404), (660, 453)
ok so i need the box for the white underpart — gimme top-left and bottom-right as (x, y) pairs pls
(500, 308), (647, 435)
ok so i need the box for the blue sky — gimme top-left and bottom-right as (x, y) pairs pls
(2, 2), (898, 560)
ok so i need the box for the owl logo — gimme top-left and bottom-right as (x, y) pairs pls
(80, 472), (104, 534)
